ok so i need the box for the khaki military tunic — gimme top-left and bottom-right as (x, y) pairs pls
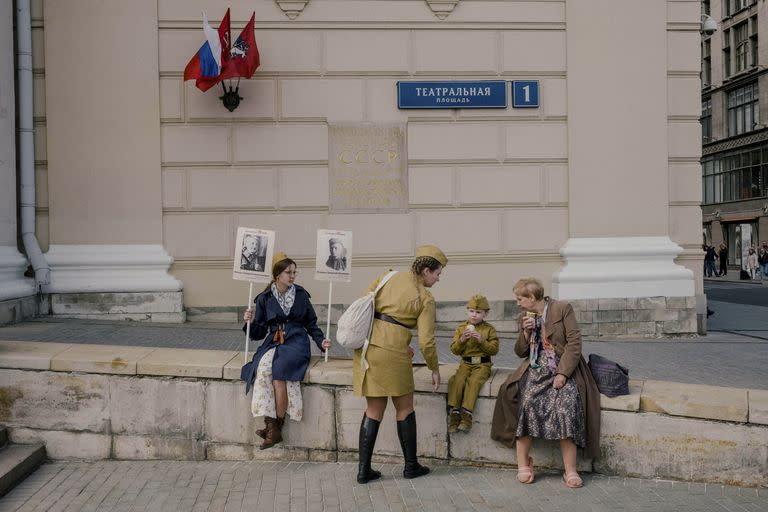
(446, 320), (499, 411)
(353, 271), (439, 397)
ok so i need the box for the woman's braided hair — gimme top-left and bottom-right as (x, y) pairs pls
(411, 256), (442, 276)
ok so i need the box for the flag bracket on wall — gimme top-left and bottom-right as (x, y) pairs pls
(183, 9), (260, 112)
(220, 79), (243, 112)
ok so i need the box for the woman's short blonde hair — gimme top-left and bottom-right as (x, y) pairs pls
(512, 278), (545, 301)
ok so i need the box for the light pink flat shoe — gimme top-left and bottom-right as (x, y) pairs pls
(517, 457), (534, 484)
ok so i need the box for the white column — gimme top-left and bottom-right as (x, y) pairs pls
(43, 0), (180, 295)
(0, 1), (35, 301)
(552, 0), (695, 299)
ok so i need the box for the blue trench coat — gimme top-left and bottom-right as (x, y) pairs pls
(240, 285), (325, 394)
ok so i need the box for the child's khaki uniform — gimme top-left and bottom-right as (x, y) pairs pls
(447, 320), (499, 413)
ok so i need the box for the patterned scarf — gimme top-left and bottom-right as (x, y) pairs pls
(528, 300), (558, 374)
(271, 283), (295, 316)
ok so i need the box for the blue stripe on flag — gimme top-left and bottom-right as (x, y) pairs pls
(198, 42), (220, 77)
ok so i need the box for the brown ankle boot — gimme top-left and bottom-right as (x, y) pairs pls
(256, 416), (283, 440)
(457, 409), (473, 432)
(447, 409), (461, 433)
(260, 416), (284, 450)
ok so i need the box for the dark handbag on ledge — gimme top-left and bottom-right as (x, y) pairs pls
(588, 353), (629, 397)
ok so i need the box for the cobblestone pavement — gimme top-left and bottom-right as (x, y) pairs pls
(1, 319), (767, 390)
(0, 460), (765, 512)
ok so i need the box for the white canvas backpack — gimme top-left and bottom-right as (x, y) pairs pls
(335, 270), (398, 368)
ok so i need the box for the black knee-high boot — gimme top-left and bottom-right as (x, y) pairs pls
(357, 414), (382, 484)
(396, 411), (430, 479)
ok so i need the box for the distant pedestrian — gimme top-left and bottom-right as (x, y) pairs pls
(747, 247), (759, 280)
(758, 241), (768, 280)
(704, 244), (717, 278)
(717, 243), (728, 277)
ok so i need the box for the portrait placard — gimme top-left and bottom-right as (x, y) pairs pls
(233, 227), (275, 282)
(328, 123), (407, 212)
(315, 229), (352, 282)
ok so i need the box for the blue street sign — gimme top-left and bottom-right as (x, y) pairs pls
(512, 80), (539, 108)
(397, 81), (507, 109)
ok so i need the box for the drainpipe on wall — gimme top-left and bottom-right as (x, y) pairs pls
(16, 0), (49, 291)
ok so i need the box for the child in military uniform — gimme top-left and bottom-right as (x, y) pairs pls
(447, 294), (499, 433)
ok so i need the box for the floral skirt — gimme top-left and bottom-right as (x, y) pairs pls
(516, 351), (586, 447)
(251, 348), (303, 421)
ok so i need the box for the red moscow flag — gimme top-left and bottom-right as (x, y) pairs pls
(220, 13), (260, 80)
(183, 9), (231, 92)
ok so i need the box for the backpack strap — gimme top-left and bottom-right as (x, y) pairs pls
(373, 270), (398, 295)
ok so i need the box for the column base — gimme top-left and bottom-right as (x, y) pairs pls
(45, 245), (184, 322)
(551, 237), (695, 299)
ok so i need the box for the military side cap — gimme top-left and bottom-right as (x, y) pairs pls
(415, 245), (448, 267)
(272, 251), (289, 271)
(467, 294), (490, 311)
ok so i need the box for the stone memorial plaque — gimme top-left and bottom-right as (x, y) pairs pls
(328, 123), (407, 212)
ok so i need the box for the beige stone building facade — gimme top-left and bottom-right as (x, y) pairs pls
(1, 0), (704, 335)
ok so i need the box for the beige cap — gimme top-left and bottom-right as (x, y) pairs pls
(272, 251), (289, 271)
(466, 294), (490, 311)
(415, 245), (448, 267)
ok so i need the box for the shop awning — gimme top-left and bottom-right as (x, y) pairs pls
(719, 213), (759, 222)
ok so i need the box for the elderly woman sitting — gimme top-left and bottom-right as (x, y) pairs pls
(491, 278), (600, 488)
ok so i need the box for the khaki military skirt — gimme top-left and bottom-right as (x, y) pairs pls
(352, 320), (414, 397)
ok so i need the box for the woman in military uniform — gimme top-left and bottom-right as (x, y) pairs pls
(354, 245), (446, 484)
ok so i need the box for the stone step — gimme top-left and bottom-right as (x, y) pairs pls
(0, 444), (46, 497)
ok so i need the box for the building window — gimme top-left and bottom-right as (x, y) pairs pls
(702, 144), (768, 205)
(727, 82), (759, 136)
(702, 98), (713, 143)
(704, 0), (710, 16)
(703, 40), (712, 87)
(723, 29), (731, 77)
(750, 16), (758, 68)
(735, 22), (749, 72)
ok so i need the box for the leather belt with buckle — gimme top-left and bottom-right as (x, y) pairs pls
(463, 356), (491, 364)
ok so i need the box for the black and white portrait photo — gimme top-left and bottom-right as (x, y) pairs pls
(315, 229), (352, 282)
(240, 234), (266, 272)
(233, 227), (275, 283)
(325, 237), (347, 272)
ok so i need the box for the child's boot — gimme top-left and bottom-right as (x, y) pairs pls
(457, 409), (473, 432)
(447, 409), (461, 433)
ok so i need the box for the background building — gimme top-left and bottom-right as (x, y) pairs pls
(1, 0), (703, 335)
(701, 0), (768, 268)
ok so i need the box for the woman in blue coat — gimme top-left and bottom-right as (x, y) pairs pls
(242, 252), (331, 449)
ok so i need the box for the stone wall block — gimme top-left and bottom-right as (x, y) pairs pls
(576, 310), (593, 323)
(596, 411), (768, 487)
(666, 297), (689, 309)
(636, 297), (667, 309)
(9, 427), (111, 459)
(436, 301), (505, 322)
(109, 376), (204, 437)
(503, 301), (521, 319)
(598, 298), (627, 311)
(113, 434), (206, 460)
(205, 443), (253, 461)
(625, 309), (654, 322)
(580, 323), (598, 337)
(205, 380), (258, 445)
(641, 380), (748, 422)
(596, 310), (622, 323)
(600, 380), (643, 412)
(282, 385), (336, 450)
(598, 322), (627, 336)
(749, 389), (768, 426)
(0, 369), (108, 431)
(625, 322), (657, 336)
(336, 390), (447, 458)
(662, 317), (697, 334)
(652, 309), (678, 322)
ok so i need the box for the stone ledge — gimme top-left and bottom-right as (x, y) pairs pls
(0, 341), (763, 427)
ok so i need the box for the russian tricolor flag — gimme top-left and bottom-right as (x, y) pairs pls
(184, 11), (230, 92)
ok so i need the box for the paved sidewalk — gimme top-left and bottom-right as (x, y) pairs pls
(0, 460), (765, 512)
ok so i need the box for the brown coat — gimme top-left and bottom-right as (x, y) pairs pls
(490, 299), (601, 459)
